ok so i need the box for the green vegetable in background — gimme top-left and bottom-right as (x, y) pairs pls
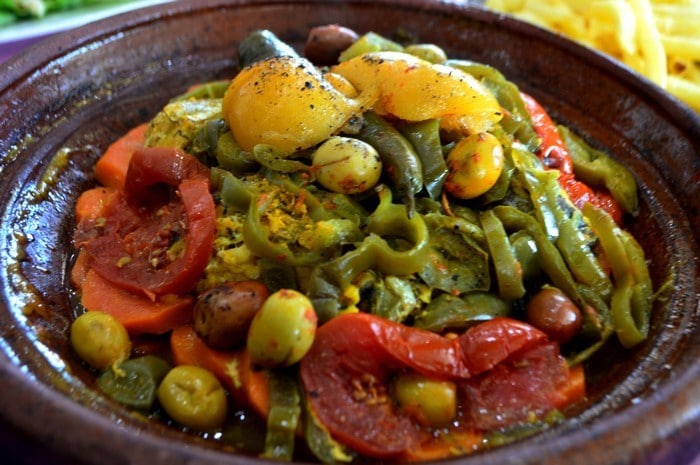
(0, 0), (135, 22)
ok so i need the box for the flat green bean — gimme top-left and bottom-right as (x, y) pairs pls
(559, 125), (638, 216)
(582, 203), (652, 348)
(356, 111), (423, 217)
(480, 209), (526, 300)
(399, 119), (448, 200)
(262, 372), (301, 460)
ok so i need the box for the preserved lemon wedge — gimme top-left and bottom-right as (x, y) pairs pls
(332, 51), (503, 133)
(223, 56), (374, 154)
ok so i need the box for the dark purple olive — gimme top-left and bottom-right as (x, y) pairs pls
(526, 287), (582, 344)
(193, 280), (270, 350)
(304, 24), (359, 65)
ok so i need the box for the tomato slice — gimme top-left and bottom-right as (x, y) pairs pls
(300, 313), (426, 458)
(75, 147), (216, 297)
(462, 342), (569, 431)
(300, 313), (557, 459)
(124, 146), (210, 206)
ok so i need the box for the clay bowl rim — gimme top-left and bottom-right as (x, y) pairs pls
(0, 1), (699, 465)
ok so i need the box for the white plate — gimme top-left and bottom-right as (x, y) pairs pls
(0, 0), (175, 43)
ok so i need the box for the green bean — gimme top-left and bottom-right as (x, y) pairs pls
(403, 43), (448, 64)
(479, 142), (517, 205)
(243, 190), (359, 266)
(582, 203), (652, 348)
(210, 168), (254, 212)
(259, 259), (298, 293)
(188, 118), (226, 161)
(307, 187), (430, 321)
(215, 132), (257, 174)
(559, 125), (638, 215)
(499, 199), (609, 344)
(330, 187), (429, 284)
(262, 372), (301, 460)
(399, 119), (448, 200)
(356, 111), (423, 217)
(513, 147), (613, 301)
(493, 206), (584, 309)
(356, 273), (419, 322)
(414, 292), (511, 331)
(252, 144), (310, 173)
(263, 171), (359, 223)
(480, 209), (526, 300)
(509, 230), (542, 282)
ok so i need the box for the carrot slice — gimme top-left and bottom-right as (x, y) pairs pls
(80, 268), (193, 335)
(74, 186), (118, 223)
(553, 363), (586, 409)
(94, 123), (148, 191)
(70, 249), (91, 290)
(170, 325), (270, 418)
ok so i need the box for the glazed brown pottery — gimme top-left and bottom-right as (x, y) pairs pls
(0, 1), (699, 464)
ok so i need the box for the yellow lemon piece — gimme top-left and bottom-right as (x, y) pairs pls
(223, 56), (374, 154)
(332, 51), (503, 133)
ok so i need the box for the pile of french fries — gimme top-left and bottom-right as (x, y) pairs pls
(484, 0), (700, 112)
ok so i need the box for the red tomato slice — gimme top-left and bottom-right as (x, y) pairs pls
(461, 341), (570, 431)
(301, 313), (426, 458)
(76, 147), (216, 297)
(124, 146), (210, 206)
(520, 92), (573, 174)
(300, 313), (553, 459)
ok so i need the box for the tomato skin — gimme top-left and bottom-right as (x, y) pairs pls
(520, 93), (573, 175)
(300, 313), (424, 458)
(461, 342), (569, 431)
(300, 313), (554, 459)
(456, 317), (547, 374)
(76, 147), (215, 297)
(520, 92), (623, 223)
(124, 147), (210, 206)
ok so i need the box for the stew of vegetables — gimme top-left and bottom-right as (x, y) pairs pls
(68, 26), (653, 462)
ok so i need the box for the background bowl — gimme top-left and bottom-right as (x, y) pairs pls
(1, 1), (699, 464)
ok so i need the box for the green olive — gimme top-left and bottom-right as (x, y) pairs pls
(246, 289), (317, 368)
(157, 365), (228, 431)
(404, 44), (448, 64)
(70, 311), (131, 370)
(194, 280), (270, 350)
(312, 136), (382, 194)
(444, 132), (504, 199)
(393, 372), (457, 428)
